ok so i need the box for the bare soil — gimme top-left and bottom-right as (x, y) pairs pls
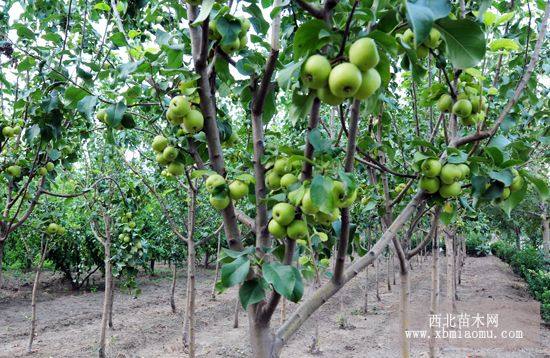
(1, 255), (548, 357)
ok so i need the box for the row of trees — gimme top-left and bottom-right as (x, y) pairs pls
(1, 0), (548, 357)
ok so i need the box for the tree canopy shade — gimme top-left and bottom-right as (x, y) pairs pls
(0, 0), (548, 357)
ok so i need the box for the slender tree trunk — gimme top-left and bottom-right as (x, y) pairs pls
(542, 212), (549, 260)
(393, 236), (410, 358)
(387, 251), (391, 292)
(108, 278), (114, 329)
(375, 258), (381, 301)
(363, 265), (369, 313)
(444, 229), (456, 313)
(429, 226), (440, 358)
(27, 236), (48, 353)
(392, 254), (396, 285)
(150, 259), (155, 276)
(211, 231), (222, 300)
(280, 298), (286, 324)
(99, 235), (112, 358)
(170, 262), (177, 313)
(233, 297), (240, 328)
(186, 237), (196, 357)
(0, 239), (5, 288)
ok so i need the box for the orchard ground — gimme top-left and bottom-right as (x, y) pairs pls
(1, 255), (548, 357)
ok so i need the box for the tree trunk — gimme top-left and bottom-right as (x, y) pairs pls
(99, 238), (112, 358)
(27, 236), (48, 353)
(363, 265), (369, 313)
(108, 278), (114, 329)
(150, 259), (155, 276)
(375, 258), (381, 301)
(542, 212), (549, 260)
(392, 253), (396, 285)
(203, 251), (209, 269)
(186, 237), (196, 358)
(444, 229), (455, 313)
(170, 262), (177, 313)
(386, 251), (391, 292)
(429, 225), (440, 358)
(211, 231), (222, 300)
(280, 298), (286, 324)
(393, 236), (410, 358)
(0, 239), (4, 288)
(233, 297), (240, 328)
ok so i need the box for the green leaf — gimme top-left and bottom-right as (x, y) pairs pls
(446, 150), (468, 164)
(262, 262), (295, 299)
(221, 256), (250, 288)
(239, 278), (266, 309)
(110, 32), (127, 47)
(106, 101), (127, 128)
(495, 11), (515, 26)
(12, 23), (36, 40)
(482, 11), (497, 26)
(500, 181), (526, 217)
(64, 86), (88, 106)
(77, 95), (98, 119)
(308, 128), (332, 155)
(94, 2), (111, 11)
(289, 266), (304, 303)
(310, 175), (336, 214)
(277, 60), (304, 89)
(435, 18), (486, 69)
(484, 146), (504, 166)
(192, 0), (215, 26)
(405, 0), (451, 44)
(489, 38), (520, 52)
(488, 170), (513, 187)
(293, 19), (329, 60)
(523, 173), (549, 201)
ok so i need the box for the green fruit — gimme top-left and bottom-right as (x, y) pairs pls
(280, 173), (298, 189)
(209, 194), (230, 210)
(239, 17), (251, 36)
(328, 63), (363, 98)
(169, 96), (191, 117)
(461, 115), (476, 126)
(488, 87), (498, 96)
(268, 219), (287, 239)
(421, 159), (442, 178)
(229, 180), (249, 200)
(239, 35), (248, 49)
(510, 168), (519, 177)
(123, 235), (131, 243)
(96, 110), (107, 123)
(6, 165), (22, 177)
(319, 258), (330, 266)
(12, 126), (21, 135)
(206, 174), (226, 192)
(208, 20), (220, 40)
(167, 162), (185, 176)
(38, 167), (48, 176)
(452, 99), (472, 118)
(349, 37), (379, 71)
(128, 221), (136, 229)
(301, 55), (332, 90)
(402, 29), (415, 46)
(156, 153), (170, 165)
(273, 158), (289, 176)
(152, 135), (169, 153)
(354, 68), (381, 100)
(265, 171), (281, 190)
(2, 126), (14, 137)
(182, 110), (204, 134)
(423, 28), (441, 49)
(501, 187), (511, 200)
(439, 182), (462, 198)
(221, 38), (240, 53)
(443, 202), (453, 214)
(166, 108), (184, 125)
(301, 189), (319, 215)
(287, 220), (309, 240)
(416, 45), (429, 59)
(126, 213), (132, 219)
(46, 162), (55, 171)
(339, 189), (357, 208)
(437, 94), (453, 112)
(272, 202), (295, 226)
(317, 86), (345, 106)
(457, 164), (470, 179)
(420, 176), (440, 194)
(509, 175), (523, 192)
(46, 223), (59, 235)
(162, 146), (178, 162)
(440, 164), (462, 184)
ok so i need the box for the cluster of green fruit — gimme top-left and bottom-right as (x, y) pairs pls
(151, 135), (185, 177)
(209, 15), (250, 54)
(1, 123), (22, 138)
(495, 168), (524, 203)
(268, 178), (358, 241)
(119, 212), (141, 248)
(419, 159), (470, 198)
(96, 110), (136, 130)
(205, 173), (250, 210)
(166, 95), (204, 134)
(37, 162), (56, 176)
(301, 37), (381, 105)
(2, 161), (54, 179)
(265, 157), (302, 191)
(398, 28), (441, 58)
(46, 222), (66, 236)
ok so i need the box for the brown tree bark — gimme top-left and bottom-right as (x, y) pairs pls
(170, 262), (177, 313)
(27, 235), (49, 353)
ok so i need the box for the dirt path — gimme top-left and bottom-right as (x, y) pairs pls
(1, 255), (548, 357)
